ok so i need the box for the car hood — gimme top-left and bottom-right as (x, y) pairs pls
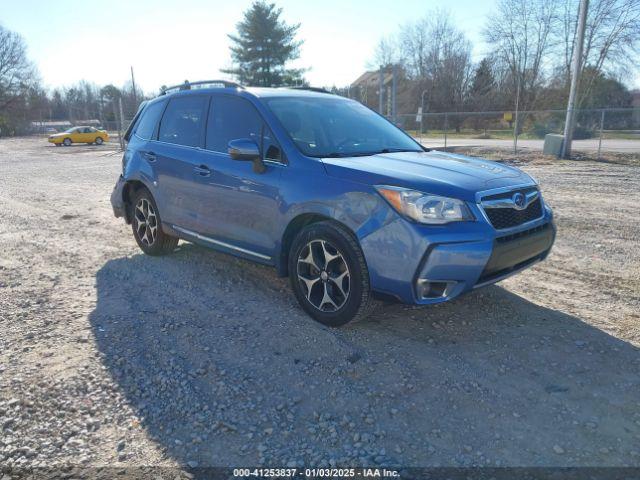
(321, 150), (534, 201)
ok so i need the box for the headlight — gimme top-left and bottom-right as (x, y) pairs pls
(376, 186), (474, 224)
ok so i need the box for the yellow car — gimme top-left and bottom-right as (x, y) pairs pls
(48, 126), (109, 146)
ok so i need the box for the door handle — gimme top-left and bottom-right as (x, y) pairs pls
(143, 151), (157, 162)
(193, 165), (211, 177)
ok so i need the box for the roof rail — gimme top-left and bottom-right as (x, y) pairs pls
(287, 86), (332, 94)
(160, 79), (243, 95)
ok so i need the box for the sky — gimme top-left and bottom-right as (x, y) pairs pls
(2, 0), (638, 94)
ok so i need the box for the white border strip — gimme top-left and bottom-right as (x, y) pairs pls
(172, 225), (272, 261)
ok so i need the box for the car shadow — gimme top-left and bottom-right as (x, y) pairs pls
(89, 242), (640, 467)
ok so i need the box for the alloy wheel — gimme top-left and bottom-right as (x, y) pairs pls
(297, 239), (350, 312)
(134, 198), (157, 246)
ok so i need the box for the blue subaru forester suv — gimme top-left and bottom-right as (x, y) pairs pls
(111, 80), (555, 326)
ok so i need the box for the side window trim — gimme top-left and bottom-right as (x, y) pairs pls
(262, 123), (287, 165)
(151, 100), (169, 141)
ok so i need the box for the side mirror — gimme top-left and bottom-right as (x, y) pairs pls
(228, 138), (265, 173)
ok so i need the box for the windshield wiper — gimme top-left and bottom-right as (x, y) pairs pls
(323, 148), (422, 158)
(376, 148), (423, 154)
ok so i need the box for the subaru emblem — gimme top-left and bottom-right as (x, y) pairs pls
(512, 192), (526, 210)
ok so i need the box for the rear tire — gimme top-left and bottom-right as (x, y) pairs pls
(63, 138), (72, 146)
(130, 188), (178, 256)
(288, 221), (375, 327)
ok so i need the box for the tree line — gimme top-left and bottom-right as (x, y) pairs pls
(0, 0), (638, 136)
(0, 1), (304, 136)
(366, 0), (639, 121)
(0, 25), (143, 137)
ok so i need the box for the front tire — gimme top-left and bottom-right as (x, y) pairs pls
(63, 138), (72, 146)
(288, 221), (375, 327)
(130, 188), (178, 256)
(95, 137), (104, 145)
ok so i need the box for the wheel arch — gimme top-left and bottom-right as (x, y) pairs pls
(277, 213), (359, 277)
(122, 179), (152, 224)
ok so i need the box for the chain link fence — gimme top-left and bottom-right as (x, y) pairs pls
(111, 108), (638, 157)
(34, 104), (638, 158)
(391, 108), (639, 157)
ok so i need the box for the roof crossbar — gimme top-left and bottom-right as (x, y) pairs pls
(160, 79), (243, 95)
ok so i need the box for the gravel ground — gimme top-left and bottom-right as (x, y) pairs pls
(1, 137), (639, 470)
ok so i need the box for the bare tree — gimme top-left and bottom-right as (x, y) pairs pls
(426, 14), (473, 115)
(399, 19), (431, 78)
(0, 25), (41, 135)
(0, 25), (36, 111)
(484, 0), (559, 114)
(370, 36), (401, 69)
(559, 0), (640, 104)
(397, 11), (473, 116)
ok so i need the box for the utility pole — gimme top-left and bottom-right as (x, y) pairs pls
(420, 89), (429, 134)
(391, 64), (397, 124)
(98, 92), (104, 126)
(561, 0), (589, 159)
(513, 73), (521, 155)
(130, 66), (138, 108)
(378, 66), (384, 115)
(118, 97), (125, 150)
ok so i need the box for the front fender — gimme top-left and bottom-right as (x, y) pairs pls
(275, 175), (398, 276)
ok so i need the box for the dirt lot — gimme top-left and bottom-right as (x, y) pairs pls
(1, 137), (639, 470)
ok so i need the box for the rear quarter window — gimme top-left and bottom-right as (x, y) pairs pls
(135, 101), (166, 140)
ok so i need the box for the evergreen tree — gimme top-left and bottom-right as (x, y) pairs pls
(222, 1), (305, 86)
(469, 58), (496, 111)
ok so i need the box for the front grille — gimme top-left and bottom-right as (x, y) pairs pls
(482, 186), (537, 202)
(482, 188), (543, 229)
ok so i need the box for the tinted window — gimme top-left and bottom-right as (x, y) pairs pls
(158, 96), (208, 147)
(263, 125), (283, 162)
(206, 96), (262, 152)
(135, 101), (165, 140)
(266, 97), (422, 157)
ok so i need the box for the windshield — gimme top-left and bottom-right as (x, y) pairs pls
(265, 97), (423, 157)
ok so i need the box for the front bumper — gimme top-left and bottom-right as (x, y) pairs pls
(110, 175), (127, 220)
(360, 206), (556, 305)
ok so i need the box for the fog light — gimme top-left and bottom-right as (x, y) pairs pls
(417, 280), (454, 300)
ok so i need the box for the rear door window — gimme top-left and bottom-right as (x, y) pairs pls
(158, 96), (208, 147)
(135, 101), (166, 140)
